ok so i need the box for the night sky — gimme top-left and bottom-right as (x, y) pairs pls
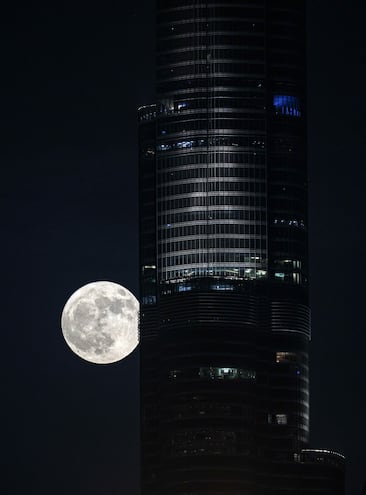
(2, 1), (365, 494)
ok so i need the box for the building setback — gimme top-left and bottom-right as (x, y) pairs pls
(138, 1), (345, 494)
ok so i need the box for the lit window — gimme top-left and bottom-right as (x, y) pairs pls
(275, 259), (302, 269)
(177, 284), (192, 292)
(158, 143), (171, 151)
(275, 414), (288, 425)
(177, 102), (189, 110)
(275, 272), (285, 280)
(169, 370), (182, 380)
(273, 218), (306, 229)
(244, 268), (267, 280)
(276, 352), (298, 364)
(273, 95), (301, 117)
(211, 284), (234, 291)
(176, 140), (194, 148)
(142, 295), (156, 305)
(256, 270), (267, 279)
(143, 146), (155, 158)
(199, 367), (256, 381)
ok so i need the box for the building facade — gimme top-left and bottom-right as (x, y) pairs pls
(138, 1), (345, 494)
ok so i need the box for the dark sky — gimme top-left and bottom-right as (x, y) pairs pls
(2, 1), (365, 494)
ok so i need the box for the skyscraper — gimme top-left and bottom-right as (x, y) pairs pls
(138, 1), (345, 494)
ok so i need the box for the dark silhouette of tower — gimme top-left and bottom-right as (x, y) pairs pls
(138, 1), (345, 494)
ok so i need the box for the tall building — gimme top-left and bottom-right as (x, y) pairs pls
(138, 1), (345, 494)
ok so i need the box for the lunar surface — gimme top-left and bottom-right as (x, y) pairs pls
(61, 281), (139, 364)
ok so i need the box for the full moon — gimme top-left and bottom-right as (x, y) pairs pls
(61, 281), (139, 364)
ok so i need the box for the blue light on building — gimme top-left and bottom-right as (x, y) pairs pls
(273, 95), (301, 117)
(177, 102), (189, 110)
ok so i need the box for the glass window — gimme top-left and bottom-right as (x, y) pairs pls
(273, 94), (301, 117)
(275, 272), (285, 280)
(142, 295), (156, 305)
(276, 352), (298, 364)
(275, 414), (288, 425)
(199, 367), (256, 381)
